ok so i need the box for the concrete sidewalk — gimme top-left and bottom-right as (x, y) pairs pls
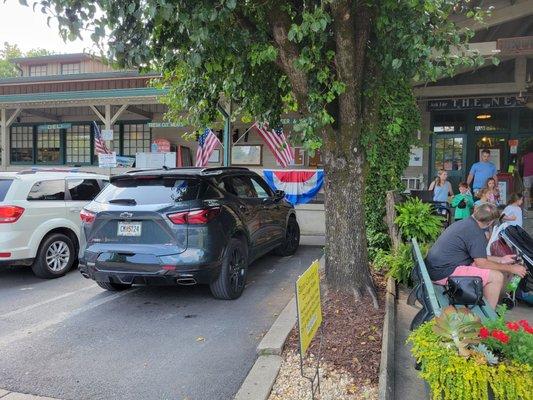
(394, 288), (532, 400)
(0, 390), (57, 400)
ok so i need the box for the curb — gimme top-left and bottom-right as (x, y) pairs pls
(378, 277), (397, 400)
(0, 390), (58, 399)
(234, 254), (325, 400)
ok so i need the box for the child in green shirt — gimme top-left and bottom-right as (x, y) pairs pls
(451, 182), (474, 221)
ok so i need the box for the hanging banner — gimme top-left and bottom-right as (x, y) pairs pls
(263, 169), (324, 205)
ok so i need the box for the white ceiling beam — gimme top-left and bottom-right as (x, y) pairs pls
(6, 108), (22, 127)
(110, 104), (129, 125)
(90, 105), (106, 124)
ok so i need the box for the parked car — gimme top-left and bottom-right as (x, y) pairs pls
(0, 170), (109, 278)
(78, 167), (300, 299)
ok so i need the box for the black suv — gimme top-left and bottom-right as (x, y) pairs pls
(78, 167), (300, 299)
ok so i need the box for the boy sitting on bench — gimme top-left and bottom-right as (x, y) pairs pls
(426, 203), (527, 308)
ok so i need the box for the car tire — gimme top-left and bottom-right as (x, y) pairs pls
(274, 216), (300, 256)
(210, 238), (248, 300)
(31, 233), (76, 279)
(96, 281), (132, 291)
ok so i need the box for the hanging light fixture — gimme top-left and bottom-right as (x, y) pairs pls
(476, 113), (492, 120)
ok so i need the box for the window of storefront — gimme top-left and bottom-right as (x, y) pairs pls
(61, 62), (81, 75)
(10, 126), (34, 164)
(29, 65), (47, 77)
(122, 123), (151, 156)
(432, 112), (466, 133)
(519, 109), (533, 131)
(36, 129), (61, 164)
(473, 111), (510, 132)
(10, 122), (151, 165)
(66, 125), (91, 164)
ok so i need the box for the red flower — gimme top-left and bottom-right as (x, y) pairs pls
(518, 320), (531, 329)
(525, 325), (533, 334)
(479, 327), (490, 339)
(506, 322), (520, 332)
(491, 329), (510, 344)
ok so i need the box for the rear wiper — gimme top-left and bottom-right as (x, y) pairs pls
(109, 198), (137, 205)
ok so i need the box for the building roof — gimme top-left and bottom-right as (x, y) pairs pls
(0, 87), (167, 108)
(0, 71), (161, 86)
(10, 53), (95, 65)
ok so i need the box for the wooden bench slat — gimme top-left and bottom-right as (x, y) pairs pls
(411, 238), (442, 316)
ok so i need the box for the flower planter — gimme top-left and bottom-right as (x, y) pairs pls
(408, 308), (533, 400)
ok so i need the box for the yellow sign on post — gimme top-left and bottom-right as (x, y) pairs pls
(296, 260), (322, 355)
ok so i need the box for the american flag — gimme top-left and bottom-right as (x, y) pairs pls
(195, 128), (221, 167)
(252, 122), (294, 167)
(93, 121), (111, 155)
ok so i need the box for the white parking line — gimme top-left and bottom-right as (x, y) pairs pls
(0, 289), (137, 348)
(0, 285), (97, 319)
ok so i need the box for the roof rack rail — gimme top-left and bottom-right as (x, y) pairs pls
(17, 168), (96, 175)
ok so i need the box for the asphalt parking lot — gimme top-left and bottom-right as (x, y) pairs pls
(0, 245), (322, 400)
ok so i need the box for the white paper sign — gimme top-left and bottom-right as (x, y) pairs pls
(101, 129), (114, 141)
(98, 152), (117, 168)
(409, 146), (423, 167)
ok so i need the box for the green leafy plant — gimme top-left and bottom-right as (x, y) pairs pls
(395, 198), (443, 242)
(432, 306), (482, 356)
(409, 318), (533, 400)
(373, 241), (431, 285)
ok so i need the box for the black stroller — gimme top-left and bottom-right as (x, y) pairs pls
(489, 224), (533, 309)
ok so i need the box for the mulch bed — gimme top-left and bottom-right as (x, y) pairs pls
(283, 272), (387, 393)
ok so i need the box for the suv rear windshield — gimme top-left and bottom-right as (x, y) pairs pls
(95, 177), (200, 205)
(0, 179), (13, 202)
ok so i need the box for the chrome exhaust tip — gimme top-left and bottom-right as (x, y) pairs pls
(176, 277), (197, 286)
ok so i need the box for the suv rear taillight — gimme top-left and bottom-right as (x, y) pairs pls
(80, 209), (96, 224)
(168, 207), (221, 225)
(0, 206), (25, 223)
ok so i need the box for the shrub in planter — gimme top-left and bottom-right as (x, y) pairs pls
(408, 307), (533, 400)
(373, 241), (431, 285)
(395, 197), (443, 243)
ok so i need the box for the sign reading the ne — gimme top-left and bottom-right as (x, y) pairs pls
(296, 260), (322, 355)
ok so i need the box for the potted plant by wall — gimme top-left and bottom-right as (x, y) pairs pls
(408, 306), (533, 400)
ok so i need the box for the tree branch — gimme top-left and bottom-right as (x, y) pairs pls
(265, 5), (309, 112)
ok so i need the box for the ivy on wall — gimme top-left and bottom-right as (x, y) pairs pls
(363, 77), (421, 260)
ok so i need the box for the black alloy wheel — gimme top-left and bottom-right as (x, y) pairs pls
(210, 238), (248, 300)
(274, 216), (300, 256)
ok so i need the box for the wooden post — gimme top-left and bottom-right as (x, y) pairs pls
(385, 190), (402, 250)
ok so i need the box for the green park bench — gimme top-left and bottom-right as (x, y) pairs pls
(408, 238), (498, 330)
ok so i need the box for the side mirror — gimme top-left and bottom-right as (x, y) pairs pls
(274, 190), (285, 201)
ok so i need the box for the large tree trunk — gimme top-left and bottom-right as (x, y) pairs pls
(323, 137), (377, 305)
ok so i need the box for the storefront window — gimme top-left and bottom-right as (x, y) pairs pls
(122, 124), (151, 156)
(519, 109), (533, 131)
(66, 125), (91, 164)
(473, 111), (510, 132)
(434, 137), (463, 171)
(432, 113), (466, 133)
(10, 126), (33, 163)
(37, 129), (61, 164)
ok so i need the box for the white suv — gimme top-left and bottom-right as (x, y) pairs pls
(0, 170), (108, 278)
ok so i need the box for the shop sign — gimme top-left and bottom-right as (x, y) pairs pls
(151, 138), (171, 153)
(497, 36), (533, 55)
(101, 129), (113, 141)
(509, 139), (519, 155)
(427, 96), (519, 110)
(37, 123), (72, 132)
(281, 117), (301, 125)
(147, 122), (185, 128)
(296, 260), (322, 356)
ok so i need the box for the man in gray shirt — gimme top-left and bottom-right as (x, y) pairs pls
(427, 203), (526, 308)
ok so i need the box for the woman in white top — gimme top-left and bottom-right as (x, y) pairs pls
(502, 193), (524, 227)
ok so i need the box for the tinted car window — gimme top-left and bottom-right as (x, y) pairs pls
(231, 176), (257, 198)
(0, 179), (13, 201)
(95, 177), (199, 205)
(27, 180), (65, 201)
(68, 179), (102, 201)
(250, 176), (272, 198)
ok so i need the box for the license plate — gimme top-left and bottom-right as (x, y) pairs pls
(117, 221), (142, 237)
